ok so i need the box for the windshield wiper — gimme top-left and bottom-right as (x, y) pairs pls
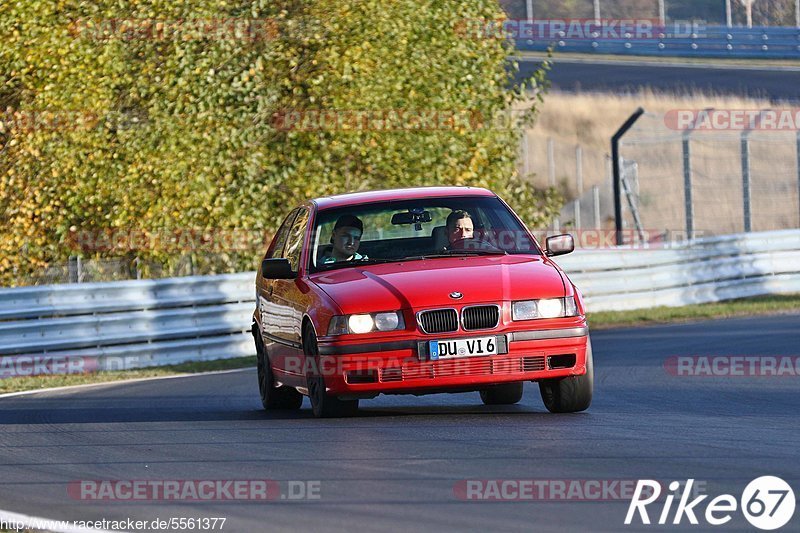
(405, 250), (508, 260)
(315, 258), (399, 271)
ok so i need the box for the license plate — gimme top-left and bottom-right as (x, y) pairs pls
(429, 336), (497, 360)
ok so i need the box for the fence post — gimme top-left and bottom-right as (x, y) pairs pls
(575, 145), (583, 229)
(612, 107), (645, 245)
(741, 132), (752, 232)
(725, 0), (732, 27)
(68, 256), (79, 283)
(593, 185), (601, 229)
(522, 130), (530, 177)
(796, 131), (800, 226)
(682, 134), (694, 238)
(593, 0), (600, 23)
(526, 0), (533, 21)
(658, 0), (666, 26)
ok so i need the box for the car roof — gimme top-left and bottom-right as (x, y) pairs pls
(312, 186), (496, 210)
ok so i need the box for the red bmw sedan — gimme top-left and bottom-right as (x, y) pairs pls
(252, 187), (592, 417)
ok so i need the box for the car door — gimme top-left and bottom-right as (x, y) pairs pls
(259, 209), (297, 372)
(268, 207), (313, 387)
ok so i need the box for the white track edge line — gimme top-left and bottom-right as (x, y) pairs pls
(0, 367), (256, 399)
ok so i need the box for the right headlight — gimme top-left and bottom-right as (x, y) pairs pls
(512, 297), (578, 321)
(327, 311), (405, 335)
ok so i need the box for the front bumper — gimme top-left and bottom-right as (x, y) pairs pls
(315, 326), (589, 396)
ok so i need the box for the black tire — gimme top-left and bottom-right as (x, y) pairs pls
(479, 382), (524, 405)
(253, 323), (303, 410)
(303, 326), (358, 418)
(539, 336), (594, 413)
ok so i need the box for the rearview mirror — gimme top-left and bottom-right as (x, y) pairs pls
(261, 258), (296, 279)
(391, 210), (432, 225)
(545, 234), (575, 257)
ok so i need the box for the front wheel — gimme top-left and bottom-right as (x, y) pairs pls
(304, 326), (359, 418)
(539, 337), (594, 413)
(254, 324), (303, 410)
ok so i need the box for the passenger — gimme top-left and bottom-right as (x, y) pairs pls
(322, 215), (367, 263)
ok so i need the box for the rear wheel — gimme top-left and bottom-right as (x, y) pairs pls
(253, 323), (303, 410)
(539, 337), (594, 413)
(303, 326), (358, 418)
(479, 382), (524, 405)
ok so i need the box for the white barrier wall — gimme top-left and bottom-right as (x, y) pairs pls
(557, 230), (800, 311)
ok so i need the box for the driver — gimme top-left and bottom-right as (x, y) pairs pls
(446, 210), (474, 246)
(321, 215), (368, 264)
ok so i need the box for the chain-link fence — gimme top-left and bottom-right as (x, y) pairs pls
(520, 110), (800, 245)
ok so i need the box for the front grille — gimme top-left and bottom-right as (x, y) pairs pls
(522, 356), (546, 372)
(381, 368), (403, 382)
(377, 356), (550, 383)
(418, 309), (458, 334)
(462, 305), (500, 331)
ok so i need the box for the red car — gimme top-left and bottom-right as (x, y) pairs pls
(252, 187), (593, 417)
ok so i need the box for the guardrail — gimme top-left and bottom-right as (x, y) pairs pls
(515, 25), (800, 59)
(558, 229), (800, 311)
(0, 273), (256, 373)
(1, 230), (798, 376)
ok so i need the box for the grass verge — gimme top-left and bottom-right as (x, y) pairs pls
(588, 294), (800, 329)
(0, 356), (255, 395)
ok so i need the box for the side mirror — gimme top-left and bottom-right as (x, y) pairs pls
(545, 234), (574, 257)
(261, 258), (295, 279)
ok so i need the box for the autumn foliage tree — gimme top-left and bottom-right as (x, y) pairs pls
(0, 0), (558, 286)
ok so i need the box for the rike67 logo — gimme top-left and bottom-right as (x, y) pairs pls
(626, 477), (795, 530)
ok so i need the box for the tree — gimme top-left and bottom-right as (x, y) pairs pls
(1, 0), (559, 286)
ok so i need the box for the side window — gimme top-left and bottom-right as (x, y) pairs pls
(284, 208), (310, 272)
(267, 210), (299, 259)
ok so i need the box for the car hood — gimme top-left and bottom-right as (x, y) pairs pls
(309, 255), (566, 314)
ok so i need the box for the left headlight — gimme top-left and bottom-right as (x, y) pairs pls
(327, 311), (405, 335)
(512, 297), (578, 321)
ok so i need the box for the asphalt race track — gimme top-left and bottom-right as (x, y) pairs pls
(516, 58), (800, 102)
(1, 314), (799, 532)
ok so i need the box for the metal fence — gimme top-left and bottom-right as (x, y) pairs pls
(522, 111), (800, 245)
(0, 273), (255, 373)
(501, 0), (800, 29)
(499, 1), (800, 58)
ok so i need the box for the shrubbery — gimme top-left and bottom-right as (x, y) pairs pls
(0, 0), (560, 286)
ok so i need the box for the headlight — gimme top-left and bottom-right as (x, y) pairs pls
(374, 312), (400, 331)
(348, 314), (374, 334)
(327, 311), (405, 335)
(512, 297), (578, 321)
(536, 298), (563, 319)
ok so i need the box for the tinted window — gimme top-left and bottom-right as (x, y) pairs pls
(284, 208), (310, 272)
(309, 196), (539, 272)
(267, 209), (298, 259)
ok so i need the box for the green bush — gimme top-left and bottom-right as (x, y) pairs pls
(0, 0), (560, 286)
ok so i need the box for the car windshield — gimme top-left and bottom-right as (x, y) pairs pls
(309, 196), (540, 272)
